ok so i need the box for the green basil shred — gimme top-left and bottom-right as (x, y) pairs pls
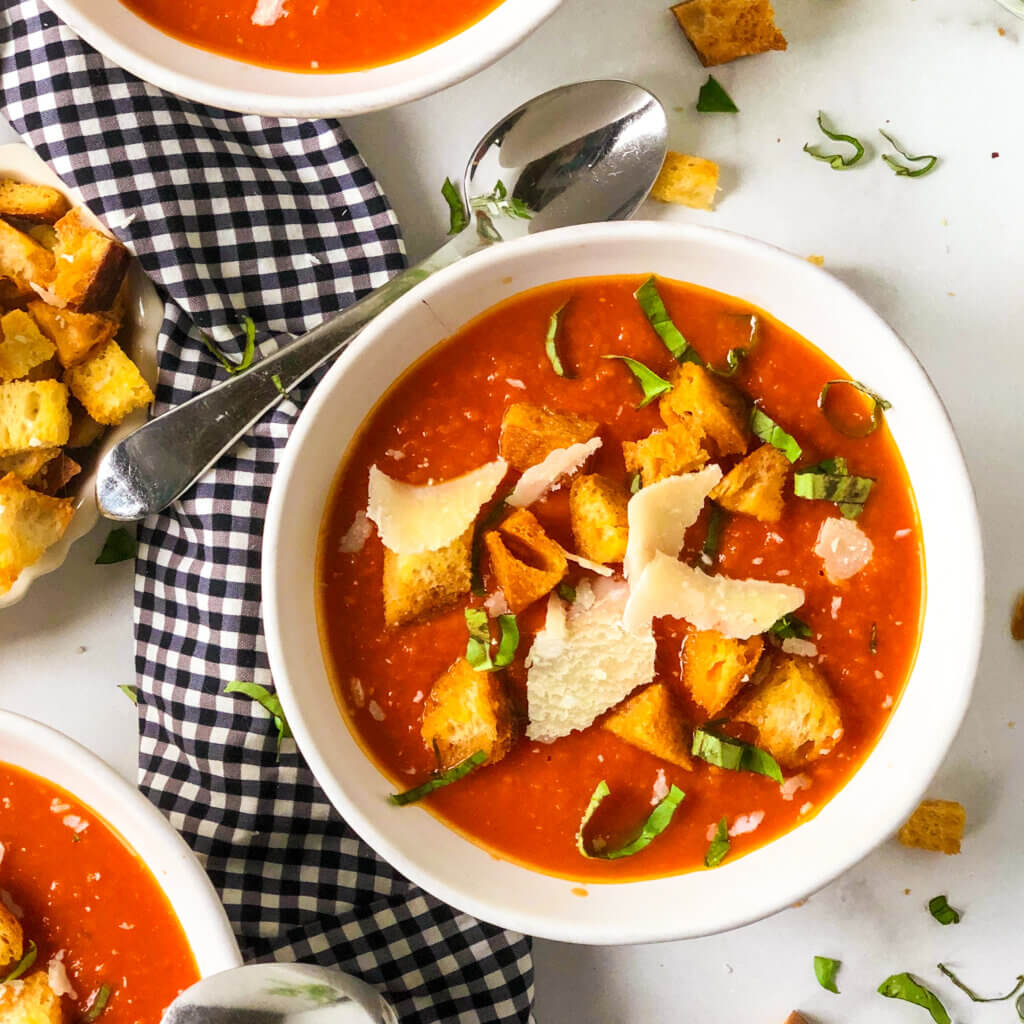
(224, 681), (292, 756)
(1, 941), (36, 983)
(604, 355), (673, 407)
(769, 613), (813, 641)
(704, 816), (730, 867)
(557, 582), (577, 603)
(576, 780), (685, 860)
(804, 112), (866, 170)
(880, 130), (939, 178)
(633, 277), (701, 363)
(630, 473), (642, 494)
(702, 504), (727, 564)
(708, 347), (747, 378)
(691, 726), (783, 783)
(442, 177), (468, 234)
(815, 956), (841, 994)
(389, 750), (488, 806)
(465, 609), (519, 671)
(545, 303), (571, 378)
(271, 373), (290, 398)
(470, 179), (533, 222)
(201, 315), (256, 374)
(96, 527), (136, 564)
(936, 964), (1024, 1003)
(818, 378), (892, 438)
(877, 973), (950, 1024)
(81, 984), (112, 1024)
(928, 895), (960, 925)
(750, 407), (802, 462)
(696, 75), (738, 113)
(793, 457), (875, 519)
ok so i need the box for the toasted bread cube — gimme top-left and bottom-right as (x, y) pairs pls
(650, 152), (720, 210)
(23, 356), (61, 383)
(499, 403), (599, 472)
(52, 209), (129, 313)
(383, 526), (473, 628)
(28, 301), (117, 368)
(0, 180), (70, 224)
(0, 219), (55, 293)
(898, 799), (966, 855)
(732, 654), (842, 769)
(0, 380), (70, 457)
(569, 473), (630, 564)
(671, 0), (787, 67)
(0, 901), (23, 969)
(682, 629), (764, 716)
(0, 310), (56, 383)
(0, 277), (34, 310)
(0, 472), (74, 595)
(659, 362), (750, 457)
(484, 507), (567, 613)
(65, 398), (105, 450)
(0, 970), (65, 1024)
(602, 681), (693, 769)
(623, 421), (708, 486)
(26, 225), (58, 250)
(710, 444), (790, 522)
(421, 658), (515, 770)
(0, 448), (60, 481)
(28, 451), (81, 496)
(63, 339), (153, 426)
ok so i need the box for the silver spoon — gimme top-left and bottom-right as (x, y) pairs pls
(95, 79), (668, 520)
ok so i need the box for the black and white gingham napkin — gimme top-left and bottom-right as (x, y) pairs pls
(0, 4), (535, 1020)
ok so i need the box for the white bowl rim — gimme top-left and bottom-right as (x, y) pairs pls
(263, 220), (984, 944)
(0, 709), (242, 973)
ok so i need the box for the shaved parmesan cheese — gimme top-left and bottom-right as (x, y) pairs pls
(366, 460), (507, 554)
(525, 580), (656, 743)
(623, 466), (723, 580)
(561, 548), (614, 577)
(623, 552), (804, 638)
(48, 953), (76, 999)
(252, 0), (287, 25)
(507, 438), (602, 508)
(814, 517), (873, 582)
(338, 510), (372, 554)
(781, 637), (818, 658)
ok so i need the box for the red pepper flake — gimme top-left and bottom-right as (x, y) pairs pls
(992, 152), (1000, 159)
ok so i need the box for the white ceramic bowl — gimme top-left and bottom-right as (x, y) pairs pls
(0, 143), (160, 610)
(45, 0), (563, 118)
(0, 710), (241, 973)
(263, 222), (984, 944)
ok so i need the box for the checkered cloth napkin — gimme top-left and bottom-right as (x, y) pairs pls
(0, 3), (535, 1020)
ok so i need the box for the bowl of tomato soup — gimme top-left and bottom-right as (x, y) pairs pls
(43, 0), (563, 117)
(0, 711), (240, 1019)
(263, 222), (983, 943)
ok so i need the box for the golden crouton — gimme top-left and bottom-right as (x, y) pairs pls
(0, 180), (70, 224)
(0, 219), (55, 293)
(0, 901), (23, 969)
(52, 209), (129, 313)
(569, 474), (630, 564)
(670, 0), (787, 67)
(28, 451), (81, 496)
(0, 379), (70, 456)
(28, 301), (117, 368)
(682, 629), (763, 716)
(0, 310), (56, 383)
(0, 970), (65, 1024)
(0, 472), (74, 594)
(383, 526), (473, 628)
(65, 398), (105, 450)
(498, 403), (599, 472)
(732, 654), (842, 769)
(602, 682), (693, 769)
(484, 507), (567, 613)
(0, 448), (60, 481)
(421, 658), (514, 770)
(623, 420), (708, 485)
(659, 362), (750, 457)
(898, 799), (966, 855)
(709, 444), (790, 522)
(650, 152), (720, 211)
(63, 339), (153, 426)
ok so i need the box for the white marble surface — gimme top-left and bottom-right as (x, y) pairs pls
(2, 0), (1024, 1019)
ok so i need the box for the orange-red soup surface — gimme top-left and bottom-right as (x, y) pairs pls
(317, 275), (924, 882)
(0, 763), (199, 1021)
(118, 0), (505, 73)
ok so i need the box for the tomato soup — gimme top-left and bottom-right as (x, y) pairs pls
(317, 275), (924, 882)
(118, 0), (505, 74)
(0, 763), (199, 1021)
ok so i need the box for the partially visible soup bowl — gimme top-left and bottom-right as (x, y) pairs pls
(263, 221), (983, 944)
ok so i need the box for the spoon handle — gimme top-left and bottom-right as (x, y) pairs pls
(96, 230), (490, 521)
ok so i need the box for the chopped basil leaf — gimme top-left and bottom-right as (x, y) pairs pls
(389, 750), (488, 806)
(793, 456), (875, 519)
(696, 75), (738, 113)
(937, 964), (1024, 1002)
(96, 527), (136, 564)
(815, 956), (841, 994)
(870, 622), (879, 654)
(470, 180), (533, 221)
(750, 407), (802, 462)
(557, 582), (577, 603)
(708, 346), (747, 378)
(604, 355), (673, 407)
(442, 177), (468, 234)
(117, 684), (139, 705)
(545, 303), (571, 378)
(630, 473), (642, 494)
(1, 940), (36, 983)
(471, 496), (508, 595)
(702, 504), (727, 563)
(769, 613), (813, 641)
(818, 378), (892, 438)
(267, 984), (336, 1005)
(81, 983), (112, 1023)
(927, 895), (960, 925)
(877, 974), (950, 1024)
(804, 111), (866, 170)
(633, 277), (701, 363)
(465, 609), (519, 671)
(271, 373), (290, 398)
(880, 130), (939, 178)
(576, 780), (685, 860)
(704, 816), (730, 867)
(224, 681), (292, 757)
(691, 726), (783, 783)
(201, 314), (256, 375)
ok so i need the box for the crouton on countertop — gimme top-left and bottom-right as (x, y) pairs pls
(601, 681), (693, 769)
(28, 300), (117, 369)
(569, 473), (629, 564)
(0, 218), (55, 293)
(670, 0), (787, 67)
(710, 443), (790, 522)
(682, 628), (763, 717)
(0, 309), (56, 383)
(498, 402), (599, 472)
(485, 507), (567, 614)
(0, 471), (74, 595)
(63, 339), (153, 426)
(0, 901), (22, 969)
(52, 208), (129, 313)
(0, 180), (70, 224)
(659, 362), (750, 457)
(650, 152), (720, 210)
(732, 654), (842, 769)
(0, 969), (65, 1024)
(623, 420), (708, 486)
(898, 799), (966, 855)
(421, 658), (515, 771)
(0, 379), (70, 457)
(383, 526), (473, 628)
